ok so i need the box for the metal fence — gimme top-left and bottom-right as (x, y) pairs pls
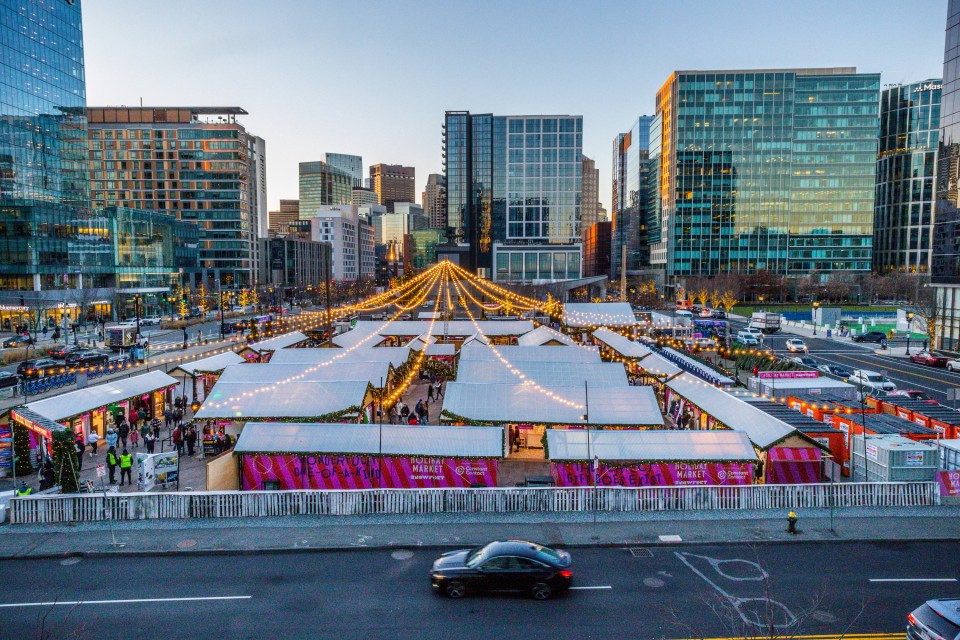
(8, 482), (939, 525)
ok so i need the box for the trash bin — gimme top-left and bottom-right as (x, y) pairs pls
(826, 328), (832, 338)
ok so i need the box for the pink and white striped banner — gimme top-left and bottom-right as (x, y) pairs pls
(764, 446), (822, 484)
(241, 454), (498, 490)
(551, 461), (754, 487)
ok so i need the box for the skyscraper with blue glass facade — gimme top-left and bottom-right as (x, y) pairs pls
(611, 115), (656, 280)
(652, 68), (880, 281)
(444, 111), (583, 281)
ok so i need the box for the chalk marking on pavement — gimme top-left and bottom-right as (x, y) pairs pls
(869, 578), (957, 583)
(568, 585), (612, 590)
(0, 595), (252, 608)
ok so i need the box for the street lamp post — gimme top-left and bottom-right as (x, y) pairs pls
(812, 301), (820, 336)
(905, 311), (915, 356)
(133, 294), (142, 338)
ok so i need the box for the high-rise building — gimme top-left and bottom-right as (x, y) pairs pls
(370, 163), (415, 213)
(325, 152), (363, 186)
(597, 204), (608, 223)
(422, 173), (447, 229)
(611, 116), (656, 279)
(933, 0), (960, 349)
(583, 221), (612, 278)
(874, 80), (941, 274)
(299, 161), (353, 218)
(408, 228), (447, 271)
(258, 234), (331, 290)
(269, 199), (300, 234)
(652, 68), (880, 281)
(581, 156), (600, 229)
(311, 205), (375, 281)
(379, 204), (427, 256)
(443, 111), (583, 281)
(352, 186), (379, 207)
(87, 106), (263, 288)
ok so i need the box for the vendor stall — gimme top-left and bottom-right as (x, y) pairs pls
(10, 407), (69, 464)
(268, 346), (412, 368)
(168, 350), (246, 404)
(867, 397), (960, 439)
(517, 325), (579, 347)
(546, 429), (757, 487)
(562, 303), (638, 335)
(764, 446), (822, 484)
(787, 391), (874, 425)
(234, 422), (503, 490)
(748, 372), (857, 400)
(239, 331), (309, 362)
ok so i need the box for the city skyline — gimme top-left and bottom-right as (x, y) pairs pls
(82, 0), (947, 214)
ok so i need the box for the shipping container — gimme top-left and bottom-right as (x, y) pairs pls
(940, 440), (960, 471)
(850, 435), (939, 482)
(875, 398), (960, 440)
(787, 392), (873, 425)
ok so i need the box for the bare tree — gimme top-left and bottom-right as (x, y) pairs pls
(909, 283), (941, 349)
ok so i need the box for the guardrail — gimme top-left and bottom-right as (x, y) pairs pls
(8, 481), (939, 525)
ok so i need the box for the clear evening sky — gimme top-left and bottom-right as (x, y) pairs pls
(84, 0), (947, 214)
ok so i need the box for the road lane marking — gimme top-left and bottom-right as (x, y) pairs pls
(0, 595), (252, 608)
(811, 353), (947, 395)
(869, 578), (957, 583)
(569, 585), (612, 590)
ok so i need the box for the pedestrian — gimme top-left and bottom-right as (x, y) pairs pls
(186, 424), (197, 456)
(117, 420), (130, 449)
(144, 430), (155, 454)
(407, 413), (418, 425)
(129, 427), (139, 450)
(174, 406), (183, 424)
(164, 409), (172, 428)
(150, 415), (161, 437)
(87, 430), (99, 457)
(15, 481), (31, 497)
(752, 365), (759, 377)
(105, 446), (119, 484)
(118, 448), (133, 486)
(427, 383), (434, 401)
(399, 402), (410, 422)
(173, 425), (183, 455)
(435, 381), (444, 399)
(414, 399), (423, 418)
(74, 437), (84, 471)
(140, 418), (151, 443)
(40, 461), (55, 490)
(105, 427), (118, 450)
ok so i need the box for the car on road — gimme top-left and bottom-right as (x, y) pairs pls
(850, 369), (897, 393)
(907, 598), (960, 640)
(854, 331), (888, 344)
(909, 351), (949, 367)
(818, 364), (851, 378)
(737, 327), (763, 342)
(785, 338), (808, 353)
(790, 356), (818, 368)
(0, 371), (21, 389)
(888, 389), (932, 401)
(691, 337), (716, 349)
(430, 540), (573, 600)
(49, 344), (84, 360)
(65, 351), (109, 367)
(1, 335), (32, 349)
(140, 315), (163, 327)
(713, 309), (727, 319)
(737, 335), (761, 346)
(17, 358), (63, 379)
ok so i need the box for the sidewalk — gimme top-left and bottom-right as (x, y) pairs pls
(0, 505), (957, 559)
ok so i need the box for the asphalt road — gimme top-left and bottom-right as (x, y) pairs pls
(0, 541), (956, 639)
(727, 318), (960, 403)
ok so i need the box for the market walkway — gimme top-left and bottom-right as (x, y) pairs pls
(0, 505), (956, 559)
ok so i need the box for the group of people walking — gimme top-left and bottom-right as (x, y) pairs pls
(387, 378), (443, 425)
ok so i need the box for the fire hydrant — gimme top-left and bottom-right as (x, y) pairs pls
(787, 510), (798, 534)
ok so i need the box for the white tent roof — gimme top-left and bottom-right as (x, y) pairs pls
(546, 429), (758, 462)
(418, 312), (442, 320)
(331, 325), (385, 349)
(666, 374), (796, 449)
(749, 377), (855, 391)
(517, 325), (579, 346)
(268, 346), (411, 367)
(234, 422), (503, 458)
(26, 370), (178, 422)
(425, 343), (456, 356)
(216, 361), (391, 386)
(247, 331), (308, 353)
(563, 302), (637, 328)
(458, 342), (601, 363)
(170, 351), (245, 376)
(456, 359), (628, 387)
(443, 383), (663, 426)
(375, 320), (534, 337)
(662, 347), (736, 385)
(195, 380), (369, 419)
(460, 333), (490, 347)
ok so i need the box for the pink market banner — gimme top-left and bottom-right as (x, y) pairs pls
(241, 454), (498, 490)
(550, 461), (754, 487)
(758, 371), (818, 380)
(937, 470), (960, 497)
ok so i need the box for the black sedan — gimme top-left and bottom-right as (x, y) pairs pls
(65, 351), (109, 367)
(430, 540), (572, 600)
(0, 371), (20, 389)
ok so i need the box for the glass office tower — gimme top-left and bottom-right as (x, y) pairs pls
(444, 111), (583, 280)
(299, 161), (353, 218)
(874, 80), (941, 274)
(611, 115), (655, 279)
(325, 153), (364, 187)
(653, 68), (880, 280)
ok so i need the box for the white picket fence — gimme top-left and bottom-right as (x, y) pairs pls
(7, 482), (939, 525)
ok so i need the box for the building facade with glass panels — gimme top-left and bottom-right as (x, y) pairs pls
(611, 115), (655, 279)
(299, 161), (353, 218)
(653, 68), (880, 281)
(443, 111), (583, 281)
(874, 80), (941, 274)
(325, 153), (363, 187)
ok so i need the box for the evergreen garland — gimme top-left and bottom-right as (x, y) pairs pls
(52, 428), (79, 494)
(13, 422), (33, 476)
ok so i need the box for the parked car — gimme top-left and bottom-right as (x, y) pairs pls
(909, 351), (949, 367)
(907, 599), (960, 640)
(691, 337), (716, 349)
(850, 369), (897, 393)
(888, 389), (932, 401)
(430, 540), (573, 600)
(948, 358), (960, 372)
(818, 364), (851, 378)
(17, 358), (63, 379)
(49, 344), (84, 360)
(65, 351), (109, 367)
(854, 331), (888, 344)
(1, 335), (32, 349)
(713, 310), (727, 319)
(0, 371), (21, 389)
(790, 356), (818, 368)
(785, 338), (808, 353)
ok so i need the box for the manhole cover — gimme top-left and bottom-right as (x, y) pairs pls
(177, 539), (197, 549)
(60, 557), (81, 566)
(391, 550), (414, 560)
(628, 547), (653, 558)
(643, 577), (665, 588)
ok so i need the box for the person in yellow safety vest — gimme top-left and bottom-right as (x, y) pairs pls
(106, 446), (119, 485)
(118, 449), (133, 487)
(15, 481), (31, 497)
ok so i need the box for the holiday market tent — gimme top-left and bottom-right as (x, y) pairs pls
(194, 379), (371, 421)
(331, 324), (387, 349)
(517, 325), (579, 347)
(25, 370), (178, 424)
(562, 302), (637, 328)
(268, 346), (412, 368)
(235, 422), (503, 490)
(748, 375), (857, 400)
(442, 382), (663, 427)
(765, 446), (822, 484)
(410, 341), (457, 357)
(546, 429), (757, 487)
(242, 331), (309, 356)
(458, 342), (601, 364)
(375, 320), (534, 338)
(591, 328), (683, 378)
(169, 351), (246, 377)
(456, 359), (628, 388)
(215, 361), (392, 387)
